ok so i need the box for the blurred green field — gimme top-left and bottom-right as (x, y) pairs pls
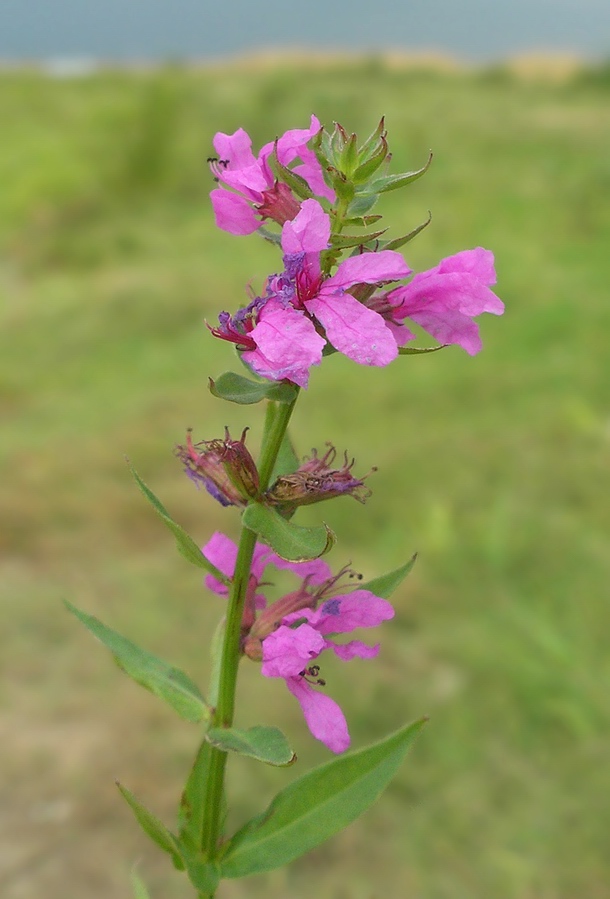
(1, 59), (609, 899)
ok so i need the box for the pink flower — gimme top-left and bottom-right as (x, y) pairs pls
(202, 532), (394, 753)
(241, 199), (412, 386)
(383, 248), (504, 355)
(209, 116), (335, 235)
(211, 204), (503, 387)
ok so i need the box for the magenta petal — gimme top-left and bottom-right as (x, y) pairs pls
(213, 128), (258, 171)
(210, 189), (259, 235)
(439, 247), (497, 284)
(327, 638), (380, 660)
(408, 301), (484, 355)
(202, 531), (239, 595)
(286, 676), (350, 753)
(307, 292), (398, 367)
(293, 155), (336, 203)
(330, 250), (411, 289)
(243, 302), (325, 387)
(313, 591), (395, 634)
(261, 624), (325, 678)
(281, 199), (330, 255)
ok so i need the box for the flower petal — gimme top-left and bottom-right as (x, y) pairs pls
(213, 128), (258, 171)
(330, 250), (411, 289)
(286, 676), (350, 753)
(307, 291), (398, 367)
(312, 591), (395, 634)
(243, 301), (325, 387)
(210, 189), (259, 235)
(326, 638), (380, 660)
(281, 198), (330, 255)
(261, 624), (325, 678)
(202, 531), (239, 595)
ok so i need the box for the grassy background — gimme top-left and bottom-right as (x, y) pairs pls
(1, 59), (609, 898)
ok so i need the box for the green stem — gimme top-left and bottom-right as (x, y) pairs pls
(195, 391), (300, 885)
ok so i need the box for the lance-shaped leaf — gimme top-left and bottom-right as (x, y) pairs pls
(117, 783), (184, 870)
(206, 725), (296, 767)
(380, 211), (432, 251)
(66, 602), (210, 724)
(368, 151), (433, 193)
(130, 870), (152, 899)
(180, 851), (221, 895)
(242, 503), (335, 561)
(209, 372), (297, 406)
(360, 554), (417, 599)
(129, 463), (228, 582)
(268, 146), (315, 201)
(220, 717), (427, 878)
(398, 344), (448, 356)
(346, 194), (378, 218)
(179, 740), (221, 851)
(342, 213), (383, 227)
(330, 228), (387, 249)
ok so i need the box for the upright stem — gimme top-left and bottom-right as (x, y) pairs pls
(197, 391), (300, 880)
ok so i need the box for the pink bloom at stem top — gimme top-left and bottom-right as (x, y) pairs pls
(209, 115), (335, 235)
(211, 199), (504, 387)
(202, 531), (394, 753)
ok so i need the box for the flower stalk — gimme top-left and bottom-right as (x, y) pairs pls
(197, 391), (300, 870)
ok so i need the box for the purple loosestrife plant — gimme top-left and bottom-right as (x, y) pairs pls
(67, 116), (504, 898)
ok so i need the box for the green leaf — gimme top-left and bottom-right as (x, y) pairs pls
(66, 602), (210, 724)
(129, 463), (228, 582)
(380, 211), (432, 251)
(368, 151), (433, 193)
(206, 725), (296, 767)
(398, 344), (448, 355)
(360, 554), (417, 598)
(220, 718), (427, 878)
(242, 503), (335, 561)
(180, 851), (221, 895)
(179, 740), (218, 848)
(330, 228), (387, 249)
(130, 870), (152, 899)
(117, 783), (184, 870)
(209, 371), (297, 405)
(267, 146), (315, 201)
(346, 194), (379, 217)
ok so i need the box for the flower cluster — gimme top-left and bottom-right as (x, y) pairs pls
(209, 120), (504, 387)
(209, 114), (334, 235)
(202, 531), (394, 753)
(188, 116), (505, 753)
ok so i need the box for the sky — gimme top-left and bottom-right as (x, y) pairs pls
(1, 0), (609, 62)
